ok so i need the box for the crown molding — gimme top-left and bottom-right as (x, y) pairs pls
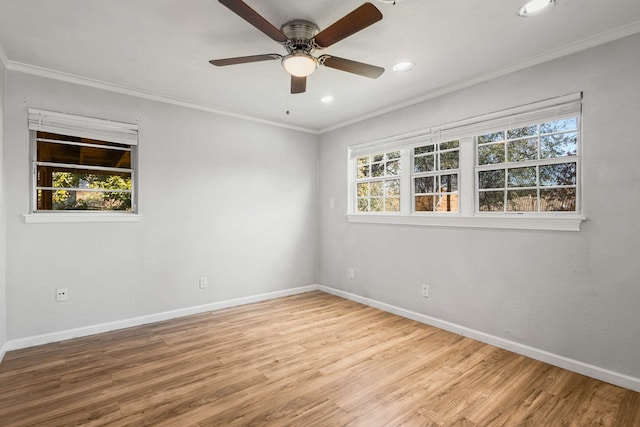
(3, 19), (639, 135)
(320, 19), (640, 134)
(5, 61), (319, 135)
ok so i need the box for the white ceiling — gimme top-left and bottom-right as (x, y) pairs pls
(1, 0), (639, 132)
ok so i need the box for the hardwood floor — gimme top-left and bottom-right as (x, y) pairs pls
(1, 291), (638, 426)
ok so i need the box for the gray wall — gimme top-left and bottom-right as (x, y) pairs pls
(0, 55), (6, 352)
(319, 33), (640, 379)
(5, 71), (319, 340)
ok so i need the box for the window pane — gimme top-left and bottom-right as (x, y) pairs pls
(507, 125), (538, 139)
(507, 166), (537, 188)
(370, 181), (384, 196)
(414, 176), (434, 194)
(415, 195), (435, 212)
(37, 135), (131, 169)
(435, 194), (458, 212)
(507, 138), (538, 162)
(414, 155), (435, 173)
(478, 132), (505, 144)
(541, 132), (577, 158)
(357, 182), (369, 197)
(385, 180), (400, 197)
(386, 160), (400, 176)
(540, 162), (577, 186)
(357, 198), (368, 212)
(357, 157), (369, 167)
(415, 144), (435, 155)
(507, 189), (538, 212)
(478, 170), (505, 189)
(439, 151), (459, 170)
(440, 174), (458, 192)
(385, 198), (400, 212)
(540, 118), (577, 134)
(38, 189), (131, 211)
(373, 154), (384, 162)
(478, 143), (505, 165)
(371, 163), (385, 177)
(40, 170), (131, 190)
(478, 191), (504, 212)
(387, 151), (400, 160)
(541, 188), (577, 211)
(370, 198), (383, 212)
(357, 166), (370, 179)
(439, 140), (460, 150)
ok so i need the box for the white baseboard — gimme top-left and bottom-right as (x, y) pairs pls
(3, 284), (638, 393)
(2, 285), (320, 354)
(317, 285), (640, 393)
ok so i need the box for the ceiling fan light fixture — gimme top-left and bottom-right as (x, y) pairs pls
(518, 0), (555, 17)
(282, 54), (317, 77)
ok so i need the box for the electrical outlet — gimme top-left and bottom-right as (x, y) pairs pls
(55, 288), (68, 302)
(348, 268), (355, 280)
(199, 277), (208, 289)
(421, 284), (429, 298)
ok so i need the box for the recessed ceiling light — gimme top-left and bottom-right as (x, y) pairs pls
(320, 95), (334, 104)
(518, 0), (555, 17)
(393, 61), (415, 72)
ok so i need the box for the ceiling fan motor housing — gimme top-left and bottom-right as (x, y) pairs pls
(281, 20), (319, 54)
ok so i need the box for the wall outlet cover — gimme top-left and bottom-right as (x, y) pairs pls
(56, 288), (68, 302)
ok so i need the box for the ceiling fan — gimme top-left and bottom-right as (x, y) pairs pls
(209, 0), (385, 94)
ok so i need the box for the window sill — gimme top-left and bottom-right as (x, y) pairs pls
(24, 213), (142, 224)
(346, 213), (586, 231)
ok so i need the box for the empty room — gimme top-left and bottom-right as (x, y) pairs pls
(0, 0), (639, 425)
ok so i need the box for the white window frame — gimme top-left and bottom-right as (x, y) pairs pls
(346, 93), (586, 232)
(24, 108), (141, 223)
(475, 115), (580, 215)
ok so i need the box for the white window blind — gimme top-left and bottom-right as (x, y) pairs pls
(28, 108), (138, 146)
(436, 93), (582, 142)
(349, 92), (582, 158)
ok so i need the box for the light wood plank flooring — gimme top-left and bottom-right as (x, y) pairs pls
(0, 291), (638, 426)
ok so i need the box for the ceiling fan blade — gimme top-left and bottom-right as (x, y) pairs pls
(313, 2), (382, 48)
(209, 54), (282, 66)
(218, 0), (289, 43)
(320, 55), (384, 79)
(291, 76), (307, 94)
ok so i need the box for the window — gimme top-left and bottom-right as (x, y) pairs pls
(356, 151), (401, 212)
(34, 132), (134, 211)
(347, 93), (585, 231)
(476, 118), (578, 213)
(27, 109), (138, 219)
(413, 140), (460, 213)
